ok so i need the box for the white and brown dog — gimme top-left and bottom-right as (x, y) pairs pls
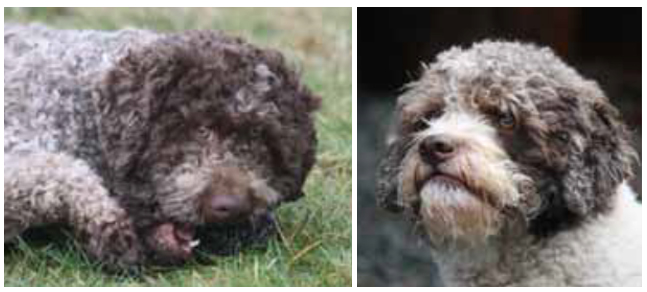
(377, 41), (641, 286)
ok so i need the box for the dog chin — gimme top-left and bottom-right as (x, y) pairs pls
(419, 180), (502, 246)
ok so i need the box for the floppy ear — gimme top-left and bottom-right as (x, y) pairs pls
(587, 99), (638, 196)
(376, 143), (404, 213)
(562, 97), (638, 215)
(376, 112), (409, 213)
(376, 93), (428, 213)
(95, 37), (190, 180)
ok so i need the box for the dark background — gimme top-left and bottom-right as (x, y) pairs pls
(357, 7), (642, 286)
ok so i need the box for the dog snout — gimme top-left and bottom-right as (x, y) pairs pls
(205, 194), (252, 223)
(419, 135), (458, 164)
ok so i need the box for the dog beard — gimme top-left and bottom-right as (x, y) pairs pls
(419, 180), (503, 247)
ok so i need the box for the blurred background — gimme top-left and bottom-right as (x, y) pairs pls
(357, 7), (641, 286)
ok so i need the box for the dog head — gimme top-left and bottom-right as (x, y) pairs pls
(96, 30), (319, 261)
(377, 41), (636, 247)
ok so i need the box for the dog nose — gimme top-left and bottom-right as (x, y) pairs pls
(206, 194), (252, 223)
(419, 135), (457, 163)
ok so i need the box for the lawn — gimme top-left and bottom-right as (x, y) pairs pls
(3, 7), (352, 287)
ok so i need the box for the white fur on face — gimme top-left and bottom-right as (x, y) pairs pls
(400, 107), (531, 245)
(420, 182), (501, 246)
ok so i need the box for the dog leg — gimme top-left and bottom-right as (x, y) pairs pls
(4, 151), (142, 272)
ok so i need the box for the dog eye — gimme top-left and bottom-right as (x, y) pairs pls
(497, 112), (516, 130)
(413, 109), (443, 132)
(198, 126), (212, 138)
(413, 119), (428, 132)
(426, 108), (444, 120)
(553, 130), (570, 144)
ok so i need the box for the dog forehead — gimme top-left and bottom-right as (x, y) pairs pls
(401, 69), (528, 117)
(397, 41), (611, 143)
(402, 41), (579, 111)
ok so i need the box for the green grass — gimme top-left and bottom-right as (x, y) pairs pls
(4, 7), (352, 287)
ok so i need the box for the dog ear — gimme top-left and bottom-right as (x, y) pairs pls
(96, 37), (190, 180)
(96, 32), (241, 179)
(376, 123), (407, 213)
(376, 93), (430, 213)
(562, 97), (638, 215)
(588, 99), (638, 197)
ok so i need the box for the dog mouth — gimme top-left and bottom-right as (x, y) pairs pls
(415, 165), (472, 194)
(413, 164), (506, 216)
(413, 165), (497, 206)
(148, 214), (270, 263)
(427, 173), (468, 189)
(174, 225), (201, 251)
(148, 223), (200, 262)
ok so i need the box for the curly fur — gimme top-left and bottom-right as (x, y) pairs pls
(4, 24), (319, 270)
(376, 41), (641, 286)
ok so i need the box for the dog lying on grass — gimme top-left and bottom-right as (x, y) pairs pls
(4, 23), (320, 272)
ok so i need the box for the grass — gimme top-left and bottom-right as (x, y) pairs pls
(4, 8), (352, 287)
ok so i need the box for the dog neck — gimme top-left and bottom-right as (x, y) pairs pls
(431, 183), (642, 286)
